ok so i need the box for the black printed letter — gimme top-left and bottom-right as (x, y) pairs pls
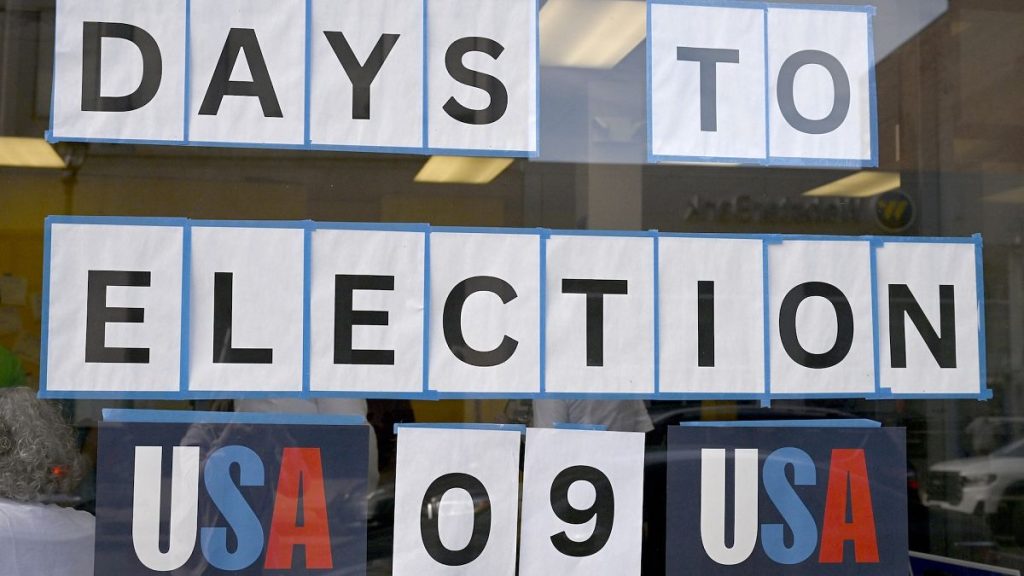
(324, 31), (400, 120)
(443, 276), (519, 367)
(443, 37), (508, 125)
(212, 272), (273, 364)
(199, 28), (282, 118)
(335, 274), (395, 365)
(85, 270), (151, 363)
(81, 22), (162, 112)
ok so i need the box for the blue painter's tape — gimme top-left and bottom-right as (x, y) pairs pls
(179, 221), (192, 393)
(314, 221), (430, 232)
(870, 238), (882, 393)
(48, 0), (59, 140)
(653, 231), (661, 393)
(183, 0), (192, 142)
(767, 2), (876, 15)
(306, 390), (436, 399)
(646, 0), (653, 164)
(431, 226), (541, 236)
(867, 9), (879, 166)
(303, 0), (312, 146)
(553, 422), (609, 431)
(533, 0), (541, 158)
(46, 215), (188, 227)
(394, 423), (527, 434)
(421, 0), (429, 150)
(423, 225), (432, 394)
(761, 238), (771, 404)
(302, 222), (312, 393)
(423, 147), (533, 158)
(38, 218), (54, 398)
(189, 219), (308, 229)
(763, 5), (770, 162)
(677, 418), (882, 428)
(975, 234), (990, 399)
(103, 408), (366, 426)
(651, 0), (767, 8)
(539, 228), (549, 394)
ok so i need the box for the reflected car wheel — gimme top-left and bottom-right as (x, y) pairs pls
(991, 485), (1024, 547)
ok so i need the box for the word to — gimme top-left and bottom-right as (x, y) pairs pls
(649, 1), (876, 167)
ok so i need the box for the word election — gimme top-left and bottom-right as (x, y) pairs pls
(668, 426), (908, 575)
(41, 217), (986, 400)
(94, 416), (369, 575)
(650, 2), (877, 167)
(50, 0), (537, 155)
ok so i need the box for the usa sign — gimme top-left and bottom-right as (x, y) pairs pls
(666, 423), (908, 575)
(93, 410), (369, 575)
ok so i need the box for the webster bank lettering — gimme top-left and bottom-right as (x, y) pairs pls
(666, 425), (908, 575)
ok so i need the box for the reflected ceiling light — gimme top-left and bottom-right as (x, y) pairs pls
(0, 137), (66, 169)
(414, 156), (514, 184)
(803, 171), (900, 198)
(540, 0), (646, 69)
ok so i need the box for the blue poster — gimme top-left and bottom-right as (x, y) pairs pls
(94, 411), (369, 575)
(666, 423), (908, 575)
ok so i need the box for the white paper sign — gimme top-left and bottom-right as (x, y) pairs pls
(876, 242), (981, 395)
(51, 0), (187, 142)
(393, 427), (522, 576)
(309, 0), (424, 150)
(188, 225), (305, 392)
(659, 237), (764, 395)
(768, 240), (874, 395)
(545, 235), (655, 395)
(50, 0), (537, 156)
(650, 3), (766, 162)
(519, 428), (645, 576)
(429, 232), (541, 394)
(188, 0), (306, 145)
(309, 228), (425, 394)
(45, 222), (183, 393)
(426, 0), (537, 154)
(648, 1), (876, 167)
(767, 6), (873, 165)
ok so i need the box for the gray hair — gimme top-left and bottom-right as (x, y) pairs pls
(0, 387), (85, 502)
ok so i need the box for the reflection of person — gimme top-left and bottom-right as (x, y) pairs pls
(0, 387), (94, 576)
(531, 399), (653, 433)
(236, 398), (380, 489)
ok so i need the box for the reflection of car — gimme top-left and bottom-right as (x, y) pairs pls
(925, 438), (1024, 546)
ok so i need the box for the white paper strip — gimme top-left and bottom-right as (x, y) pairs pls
(519, 428), (645, 576)
(393, 427), (522, 576)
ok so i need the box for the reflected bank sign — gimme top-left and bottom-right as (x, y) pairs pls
(40, 216), (986, 401)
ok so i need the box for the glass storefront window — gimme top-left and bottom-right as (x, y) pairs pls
(2, 0), (1023, 573)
